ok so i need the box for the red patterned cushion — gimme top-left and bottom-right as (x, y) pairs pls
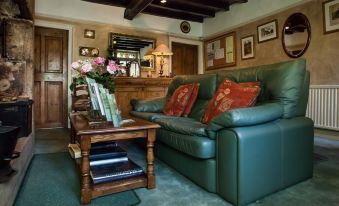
(182, 83), (200, 117)
(202, 79), (261, 124)
(163, 84), (195, 117)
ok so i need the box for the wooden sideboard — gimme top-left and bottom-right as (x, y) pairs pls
(114, 77), (172, 116)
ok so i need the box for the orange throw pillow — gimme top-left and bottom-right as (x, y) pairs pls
(182, 83), (200, 117)
(163, 84), (195, 117)
(201, 79), (261, 124)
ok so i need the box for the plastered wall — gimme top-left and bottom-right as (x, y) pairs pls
(205, 0), (339, 85)
(36, 16), (171, 77)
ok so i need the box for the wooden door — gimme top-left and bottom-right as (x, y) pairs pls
(34, 27), (68, 128)
(171, 42), (198, 75)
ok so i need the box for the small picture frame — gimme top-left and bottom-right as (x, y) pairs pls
(241, 35), (255, 60)
(257, 20), (278, 43)
(79, 47), (99, 57)
(84, 29), (95, 39)
(323, 0), (339, 34)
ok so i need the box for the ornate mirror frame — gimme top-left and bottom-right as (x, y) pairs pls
(109, 33), (156, 72)
(282, 13), (311, 58)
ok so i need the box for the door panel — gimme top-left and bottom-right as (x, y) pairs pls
(45, 37), (63, 72)
(46, 82), (63, 124)
(34, 27), (68, 128)
(171, 42), (198, 75)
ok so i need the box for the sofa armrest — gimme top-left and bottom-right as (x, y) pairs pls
(130, 97), (168, 112)
(207, 103), (283, 131)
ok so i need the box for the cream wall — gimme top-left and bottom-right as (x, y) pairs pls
(35, 0), (202, 38)
(203, 0), (308, 37)
(204, 0), (339, 85)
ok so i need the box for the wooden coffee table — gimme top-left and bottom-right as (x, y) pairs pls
(69, 113), (160, 204)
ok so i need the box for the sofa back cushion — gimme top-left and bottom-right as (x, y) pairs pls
(163, 84), (196, 116)
(167, 74), (217, 121)
(216, 59), (307, 118)
(201, 79), (261, 124)
(167, 74), (217, 100)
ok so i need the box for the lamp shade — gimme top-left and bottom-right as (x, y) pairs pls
(152, 44), (173, 56)
(143, 48), (154, 59)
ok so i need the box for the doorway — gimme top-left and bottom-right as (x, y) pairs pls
(34, 26), (68, 128)
(171, 42), (198, 75)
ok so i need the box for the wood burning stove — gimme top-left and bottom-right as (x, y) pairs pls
(0, 99), (33, 137)
(0, 125), (20, 183)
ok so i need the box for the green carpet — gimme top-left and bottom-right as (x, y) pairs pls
(14, 153), (140, 206)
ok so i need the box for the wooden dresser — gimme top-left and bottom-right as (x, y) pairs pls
(114, 77), (172, 115)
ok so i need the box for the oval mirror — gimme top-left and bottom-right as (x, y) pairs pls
(282, 13), (311, 58)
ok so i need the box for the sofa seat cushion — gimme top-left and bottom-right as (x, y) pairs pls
(153, 117), (208, 137)
(157, 128), (215, 159)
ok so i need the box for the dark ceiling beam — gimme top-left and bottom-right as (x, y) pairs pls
(149, 3), (215, 18)
(81, 0), (128, 8)
(167, 0), (229, 11)
(142, 6), (204, 23)
(124, 0), (153, 20)
(228, 0), (248, 5)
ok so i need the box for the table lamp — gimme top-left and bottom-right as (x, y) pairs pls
(152, 44), (173, 77)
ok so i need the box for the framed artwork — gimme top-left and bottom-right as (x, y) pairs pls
(257, 20), (278, 43)
(241, 35), (255, 60)
(323, 0), (339, 34)
(84, 29), (95, 39)
(79, 47), (99, 57)
(204, 32), (236, 70)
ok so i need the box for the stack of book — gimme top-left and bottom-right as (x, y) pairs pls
(85, 77), (122, 127)
(90, 141), (144, 184)
(68, 141), (144, 184)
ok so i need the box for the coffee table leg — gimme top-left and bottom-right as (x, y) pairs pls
(80, 135), (92, 204)
(70, 123), (76, 144)
(147, 129), (156, 189)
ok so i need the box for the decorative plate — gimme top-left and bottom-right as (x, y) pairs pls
(180, 21), (191, 33)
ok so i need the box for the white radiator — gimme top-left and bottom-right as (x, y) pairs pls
(306, 85), (339, 131)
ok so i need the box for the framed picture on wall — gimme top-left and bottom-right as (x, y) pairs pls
(257, 20), (278, 43)
(241, 35), (255, 60)
(323, 0), (339, 34)
(84, 29), (95, 39)
(79, 47), (99, 57)
(204, 32), (236, 70)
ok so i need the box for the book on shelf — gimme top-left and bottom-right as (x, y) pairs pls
(89, 145), (127, 161)
(68, 143), (81, 159)
(89, 156), (128, 167)
(90, 160), (144, 184)
(91, 141), (117, 149)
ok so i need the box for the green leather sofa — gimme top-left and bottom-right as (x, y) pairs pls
(130, 59), (314, 206)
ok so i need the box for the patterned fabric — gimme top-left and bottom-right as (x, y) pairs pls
(163, 84), (195, 117)
(202, 79), (261, 124)
(182, 83), (200, 117)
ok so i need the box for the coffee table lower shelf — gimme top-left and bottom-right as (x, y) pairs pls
(92, 175), (147, 198)
(75, 158), (148, 200)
